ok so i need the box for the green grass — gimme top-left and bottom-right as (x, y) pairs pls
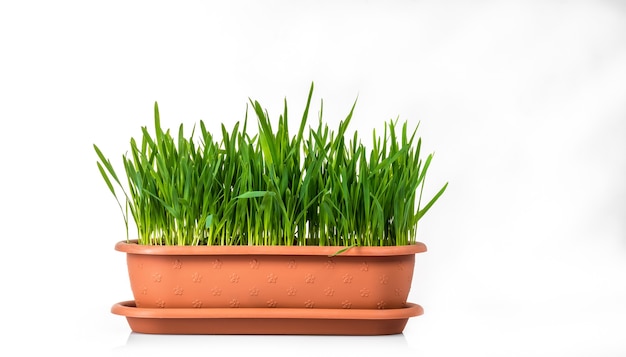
(94, 83), (447, 246)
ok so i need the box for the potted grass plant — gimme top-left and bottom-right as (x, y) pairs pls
(96, 83), (447, 335)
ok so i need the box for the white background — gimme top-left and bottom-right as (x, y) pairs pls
(1, 0), (625, 356)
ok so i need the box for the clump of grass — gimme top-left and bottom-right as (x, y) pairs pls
(94, 83), (447, 246)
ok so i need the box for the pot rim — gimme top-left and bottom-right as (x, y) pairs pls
(115, 240), (427, 256)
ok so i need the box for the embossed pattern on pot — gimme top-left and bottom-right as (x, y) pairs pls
(125, 250), (418, 309)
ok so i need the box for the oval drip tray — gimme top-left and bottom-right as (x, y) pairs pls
(112, 300), (423, 335)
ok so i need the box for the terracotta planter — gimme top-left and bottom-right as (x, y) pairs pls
(116, 240), (426, 310)
(112, 240), (427, 334)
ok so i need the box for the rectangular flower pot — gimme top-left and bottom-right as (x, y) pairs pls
(115, 240), (427, 310)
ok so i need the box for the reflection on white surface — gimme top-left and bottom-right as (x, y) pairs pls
(117, 332), (413, 356)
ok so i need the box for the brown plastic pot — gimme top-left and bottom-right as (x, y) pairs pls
(115, 240), (427, 310)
